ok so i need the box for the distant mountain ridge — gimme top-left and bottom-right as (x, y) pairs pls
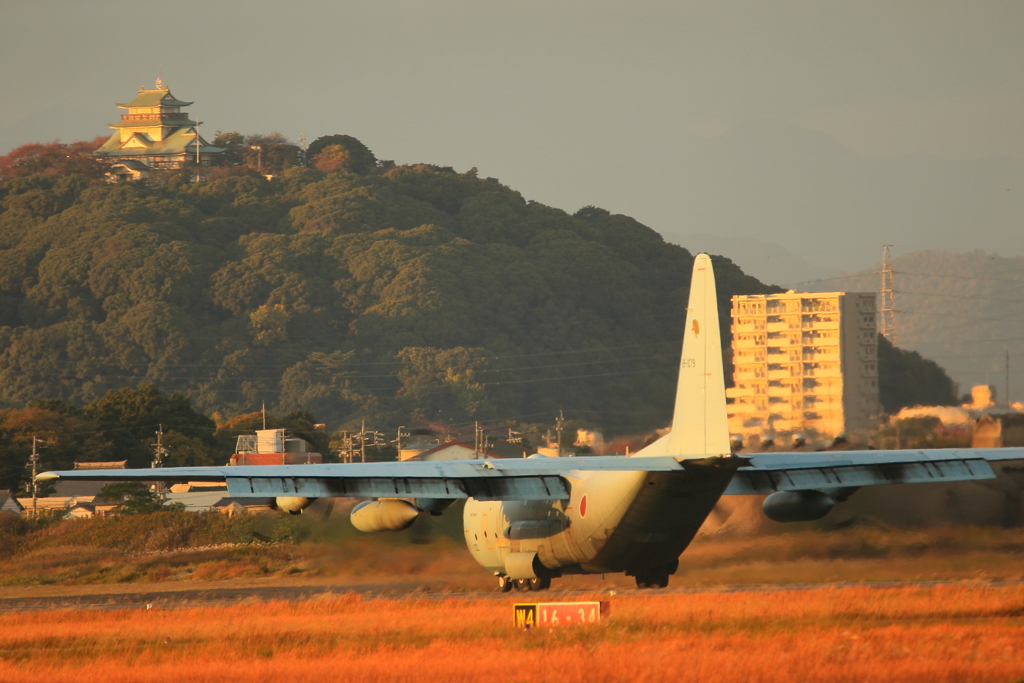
(602, 119), (1024, 283)
(802, 249), (1024, 402)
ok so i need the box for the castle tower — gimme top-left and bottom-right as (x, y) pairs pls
(94, 78), (223, 176)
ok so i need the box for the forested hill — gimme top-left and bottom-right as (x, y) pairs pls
(0, 140), (775, 435)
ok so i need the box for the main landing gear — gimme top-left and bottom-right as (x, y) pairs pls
(497, 576), (551, 592)
(632, 560), (679, 589)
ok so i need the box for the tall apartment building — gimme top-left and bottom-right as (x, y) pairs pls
(727, 291), (880, 448)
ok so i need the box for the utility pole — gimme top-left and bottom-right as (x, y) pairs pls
(360, 419), (367, 463)
(555, 410), (564, 458)
(152, 424), (169, 499)
(337, 430), (353, 463)
(250, 145), (263, 175)
(30, 436), (46, 518)
(880, 245), (897, 346)
(262, 402), (267, 430)
(195, 119), (202, 166)
(1007, 350), (1011, 409)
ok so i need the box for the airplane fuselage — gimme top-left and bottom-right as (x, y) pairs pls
(463, 456), (738, 587)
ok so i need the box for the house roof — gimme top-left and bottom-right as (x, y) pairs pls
(214, 497), (275, 508)
(164, 492), (274, 512)
(110, 159), (151, 171)
(413, 440), (512, 461)
(74, 461), (128, 470)
(117, 88), (193, 109)
(0, 490), (24, 512)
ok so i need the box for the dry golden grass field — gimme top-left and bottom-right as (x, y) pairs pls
(4, 504), (1024, 680)
(3, 505), (1024, 591)
(1, 584), (1023, 683)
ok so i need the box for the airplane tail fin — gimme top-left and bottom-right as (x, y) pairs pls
(666, 253), (731, 458)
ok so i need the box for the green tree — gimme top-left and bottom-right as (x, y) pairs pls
(98, 482), (171, 514)
(0, 136), (787, 438)
(877, 334), (959, 413)
(243, 133), (300, 174)
(82, 385), (220, 468)
(211, 131), (246, 165)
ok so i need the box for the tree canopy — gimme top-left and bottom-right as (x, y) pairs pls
(0, 133), (781, 459)
(877, 334), (959, 413)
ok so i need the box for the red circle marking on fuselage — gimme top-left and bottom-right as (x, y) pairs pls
(579, 494), (587, 518)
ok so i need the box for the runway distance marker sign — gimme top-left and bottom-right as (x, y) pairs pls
(513, 601), (609, 628)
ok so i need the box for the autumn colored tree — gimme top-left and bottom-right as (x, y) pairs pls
(308, 134), (376, 174)
(0, 137), (109, 181)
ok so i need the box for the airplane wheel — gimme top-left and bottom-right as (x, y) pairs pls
(514, 579), (531, 592)
(498, 576), (513, 592)
(634, 567), (669, 589)
(529, 576), (551, 591)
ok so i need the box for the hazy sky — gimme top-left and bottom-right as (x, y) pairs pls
(3, 1), (1023, 281)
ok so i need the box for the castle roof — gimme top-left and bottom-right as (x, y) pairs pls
(117, 88), (193, 109)
(95, 128), (223, 158)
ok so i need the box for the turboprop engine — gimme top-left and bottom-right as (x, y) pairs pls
(762, 490), (834, 523)
(276, 497), (315, 514)
(350, 499), (420, 532)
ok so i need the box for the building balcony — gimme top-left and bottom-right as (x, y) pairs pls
(803, 348), (840, 360)
(802, 319), (840, 330)
(766, 321), (799, 333)
(120, 112), (191, 122)
(729, 403), (762, 415)
(734, 338), (764, 349)
(803, 364), (841, 377)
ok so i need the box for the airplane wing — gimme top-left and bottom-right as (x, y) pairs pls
(38, 447), (1024, 501)
(36, 456), (688, 502)
(724, 447), (1024, 494)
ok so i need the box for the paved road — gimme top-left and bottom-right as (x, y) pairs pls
(3, 579), (1022, 613)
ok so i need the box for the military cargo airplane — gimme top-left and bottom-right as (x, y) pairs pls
(39, 254), (1024, 591)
